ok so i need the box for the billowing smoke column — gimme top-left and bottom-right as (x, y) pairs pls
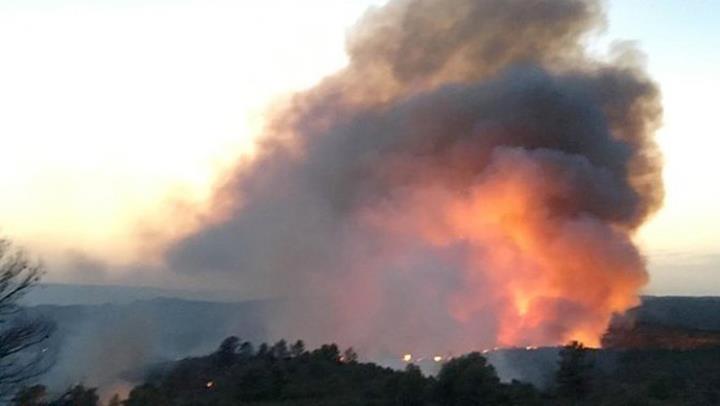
(167, 0), (662, 355)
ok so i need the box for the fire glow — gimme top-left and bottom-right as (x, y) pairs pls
(367, 152), (649, 347)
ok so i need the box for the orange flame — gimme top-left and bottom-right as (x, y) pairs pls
(363, 149), (647, 348)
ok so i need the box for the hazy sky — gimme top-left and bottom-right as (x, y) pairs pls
(0, 0), (717, 294)
(603, 1), (720, 294)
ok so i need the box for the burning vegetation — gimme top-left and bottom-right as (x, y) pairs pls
(167, 0), (662, 354)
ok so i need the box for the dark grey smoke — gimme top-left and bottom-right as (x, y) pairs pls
(166, 0), (662, 355)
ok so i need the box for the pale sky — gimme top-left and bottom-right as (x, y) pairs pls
(603, 1), (720, 294)
(0, 0), (717, 294)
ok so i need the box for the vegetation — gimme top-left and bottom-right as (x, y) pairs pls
(10, 337), (720, 405)
(12, 384), (98, 406)
(554, 341), (592, 400)
(118, 339), (543, 406)
(0, 239), (55, 399)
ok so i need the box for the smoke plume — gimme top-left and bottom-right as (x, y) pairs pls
(167, 0), (662, 355)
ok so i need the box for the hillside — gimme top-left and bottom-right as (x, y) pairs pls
(22, 294), (720, 395)
(30, 298), (272, 392)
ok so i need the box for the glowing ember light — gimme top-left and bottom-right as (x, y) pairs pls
(433, 355), (443, 362)
(402, 353), (412, 362)
(206, 381), (214, 389)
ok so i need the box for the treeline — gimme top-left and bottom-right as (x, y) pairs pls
(13, 337), (544, 406)
(12, 339), (720, 405)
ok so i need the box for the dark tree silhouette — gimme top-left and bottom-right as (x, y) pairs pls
(256, 343), (269, 357)
(434, 352), (508, 406)
(555, 340), (593, 400)
(49, 385), (98, 406)
(11, 384), (47, 405)
(239, 340), (254, 358)
(125, 383), (171, 406)
(0, 239), (55, 398)
(312, 344), (340, 362)
(106, 394), (122, 406)
(289, 339), (305, 358)
(271, 339), (289, 359)
(391, 363), (426, 406)
(56, 335), (720, 405)
(342, 347), (358, 363)
(214, 336), (239, 367)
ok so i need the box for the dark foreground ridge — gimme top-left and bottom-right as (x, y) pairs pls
(603, 296), (720, 350)
(13, 339), (720, 406)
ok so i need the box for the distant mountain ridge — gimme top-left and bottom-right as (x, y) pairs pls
(30, 297), (273, 393)
(633, 296), (720, 331)
(22, 282), (260, 306)
(601, 296), (720, 350)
